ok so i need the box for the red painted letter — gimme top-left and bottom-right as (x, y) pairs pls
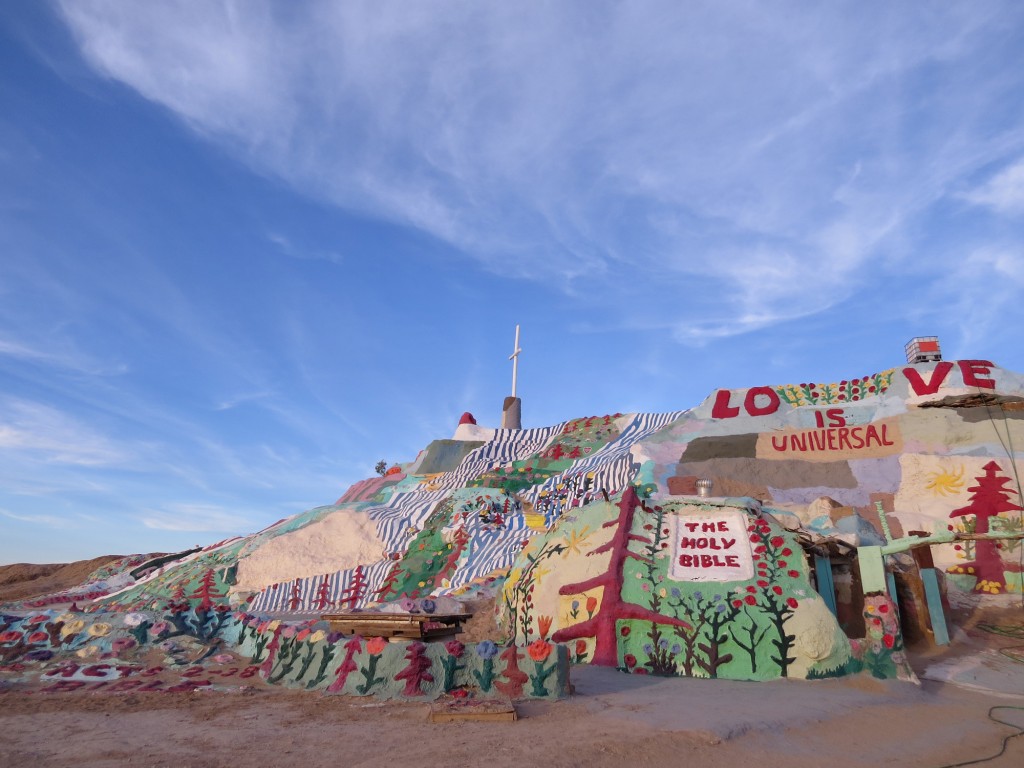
(958, 360), (995, 389)
(712, 389), (741, 419)
(744, 386), (781, 416)
(903, 362), (953, 395)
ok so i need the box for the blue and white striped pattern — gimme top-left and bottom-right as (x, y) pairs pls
(247, 559), (395, 613)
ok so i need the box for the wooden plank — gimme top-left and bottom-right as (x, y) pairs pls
(428, 700), (517, 723)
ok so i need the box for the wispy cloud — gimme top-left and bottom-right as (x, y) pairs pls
(0, 508), (71, 528)
(140, 502), (258, 532)
(54, 1), (1024, 342)
(962, 157), (1024, 215)
(0, 396), (127, 466)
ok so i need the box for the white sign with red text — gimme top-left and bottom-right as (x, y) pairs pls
(669, 510), (754, 582)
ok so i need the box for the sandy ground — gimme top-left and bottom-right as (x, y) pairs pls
(0, 666), (1021, 768)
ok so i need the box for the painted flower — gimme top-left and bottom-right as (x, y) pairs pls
(787, 570), (800, 578)
(586, 596), (599, 613)
(744, 595), (757, 606)
(537, 615), (553, 638)
(62, 620), (85, 636)
(732, 599), (743, 608)
(786, 597), (799, 609)
(576, 640), (588, 656)
(781, 548), (793, 556)
(772, 586), (783, 595)
(0, 630), (21, 644)
(623, 654), (637, 669)
(28, 631), (49, 644)
(366, 636), (389, 655)
(882, 634), (895, 649)
(620, 625), (631, 637)
(528, 639), (553, 662)
(111, 637), (137, 653)
(149, 621), (170, 637)
(420, 598), (437, 614)
(445, 640), (465, 658)
(770, 536), (785, 548)
(123, 613), (147, 627)
(878, 603), (890, 614)
(282, 625), (297, 638)
(24, 614), (49, 626)
(25, 649), (53, 662)
(213, 653), (234, 663)
(476, 640), (499, 659)
(309, 630), (327, 644)
(87, 623), (112, 637)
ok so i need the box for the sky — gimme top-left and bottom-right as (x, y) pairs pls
(1, 1), (1023, 564)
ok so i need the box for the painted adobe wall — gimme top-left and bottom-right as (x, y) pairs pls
(496, 489), (913, 681)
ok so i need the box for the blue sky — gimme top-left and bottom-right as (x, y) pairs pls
(2, 1), (1023, 564)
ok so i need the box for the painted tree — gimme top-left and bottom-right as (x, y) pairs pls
(287, 578), (303, 611)
(187, 569), (225, 610)
(311, 575), (334, 611)
(338, 565), (368, 609)
(949, 460), (1023, 592)
(551, 488), (691, 666)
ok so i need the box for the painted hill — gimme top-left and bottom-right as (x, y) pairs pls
(4, 357), (1021, 685)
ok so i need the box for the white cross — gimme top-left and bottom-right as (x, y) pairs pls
(509, 324), (522, 398)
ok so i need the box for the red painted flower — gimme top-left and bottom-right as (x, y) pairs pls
(575, 640), (587, 656)
(620, 625), (630, 637)
(28, 631), (48, 644)
(786, 597), (799, 609)
(882, 634), (895, 649)
(756, 580), (768, 588)
(744, 595), (757, 606)
(528, 639), (553, 662)
(787, 570), (799, 578)
(445, 640), (465, 658)
(732, 600), (743, 608)
(749, 534), (760, 543)
(623, 654), (637, 669)
(770, 536), (785, 548)
(585, 596), (598, 613)
(746, 585), (757, 593)
(781, 547), (792, 556)
(772, 586), (783, 595)
(777, 560), (787, 568)
(365, 636), (388, 655)
(0, 631), (21, 644)
(878, 604), (889, 614)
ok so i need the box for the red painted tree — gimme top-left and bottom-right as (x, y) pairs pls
(287, 578), (303, 611)
(188, 569), (225, 610)
(950, 461), (1023, 591)
(312, 575), (334, 611)
(338, 566), (368, 609)
(375, 563), (402, 600)
(551, 488), (691, 666)
(493, 645), (529, 698)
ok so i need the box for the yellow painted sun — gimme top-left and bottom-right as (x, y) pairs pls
(925, 465), (965, 497)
